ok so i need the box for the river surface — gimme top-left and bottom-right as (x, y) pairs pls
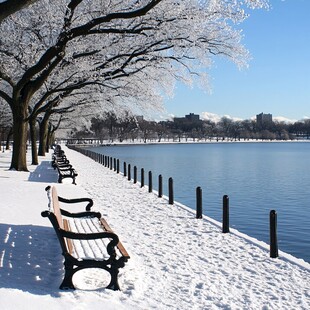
(88, 142), (310, 263)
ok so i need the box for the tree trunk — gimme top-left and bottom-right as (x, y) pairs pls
(38, 114), (49, 156)
(46, 123), (53, 153)
(29, 117), (38, 165)
(10, 115), (28, 171)
(6, 128), (13, 150)
(46, 129), (50, 153)
(48, 128), (56, 149)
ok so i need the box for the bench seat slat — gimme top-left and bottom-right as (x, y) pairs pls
(68, 217), (110, 260)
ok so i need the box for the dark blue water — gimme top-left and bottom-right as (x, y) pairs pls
(88, 142), (310, 262)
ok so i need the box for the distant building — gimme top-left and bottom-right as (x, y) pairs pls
(174, 113), (200, 123)
(256, 112), (273, 128)
(185, 113), (200, 121)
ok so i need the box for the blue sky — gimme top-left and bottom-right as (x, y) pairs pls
(163, 0), (310, 122)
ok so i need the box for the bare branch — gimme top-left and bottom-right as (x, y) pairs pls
(0, 0), (37, 23)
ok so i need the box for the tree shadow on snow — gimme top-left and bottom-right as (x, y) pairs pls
(0, 223), (64, 296)
(28, 160), (58, 183)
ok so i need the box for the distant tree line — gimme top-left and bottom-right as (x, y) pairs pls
(70, 113), (310, 143)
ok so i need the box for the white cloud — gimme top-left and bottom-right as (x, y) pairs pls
(200, 112), (243, 123)
(200, 112), (222, 123)
(273, 116), (297, 124)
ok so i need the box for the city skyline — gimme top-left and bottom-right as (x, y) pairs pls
(161, 0), (310, 123)
(165, 110), (297, 124)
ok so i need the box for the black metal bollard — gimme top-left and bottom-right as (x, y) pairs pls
(110, 157), (113, 170)
(158, 174), (163, 198)
(141, 168), (144, 187)
(117, 159), (120, 173)
(222, 195), (230, 233)
(134, 166), (137, 183)
(168, 177), (174, 205)
(114, 158), (116, 171)
(123, 162), (127, 177)
(196, 187), (202, 219)
(128, 164), (131, 181)
(270, 210), (279, 258)
(148, 171), (152, 193)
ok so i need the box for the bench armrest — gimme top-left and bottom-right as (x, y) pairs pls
(61, 230), (118, 241)
(57, 165), (73, 171)
(61, 209), (101, 218)
(58, 196), (94, 211)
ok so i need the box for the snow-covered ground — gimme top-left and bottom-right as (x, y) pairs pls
(0, 145), (309, 310)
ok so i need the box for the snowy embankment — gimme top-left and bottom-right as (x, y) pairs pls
(0, 146), (309, 310)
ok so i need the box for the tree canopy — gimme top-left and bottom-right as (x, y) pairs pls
(0, 0), (268, 170)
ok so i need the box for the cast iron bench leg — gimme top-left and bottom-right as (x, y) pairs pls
(106, 267), (120, 291)
(60, 262), (75, 290)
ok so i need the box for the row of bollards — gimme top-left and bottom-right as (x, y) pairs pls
(86, 150), (175, 204)
(67, 145), (279, 259)
(195, 186), (278, 258)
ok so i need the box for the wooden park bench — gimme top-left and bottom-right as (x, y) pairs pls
(41, 186), (130, 290)
(53, 160), (78, 184)
(53, 144), (65, 157)
(52, 146), (78, 184)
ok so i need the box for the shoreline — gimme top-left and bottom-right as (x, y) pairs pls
(64, 138), (310, 148)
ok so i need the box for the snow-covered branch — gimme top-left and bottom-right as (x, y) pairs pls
(0, 0), (37, 23)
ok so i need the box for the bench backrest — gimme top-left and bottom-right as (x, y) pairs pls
(46, 186), (73, 254)
(52, 186), (64, 229)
